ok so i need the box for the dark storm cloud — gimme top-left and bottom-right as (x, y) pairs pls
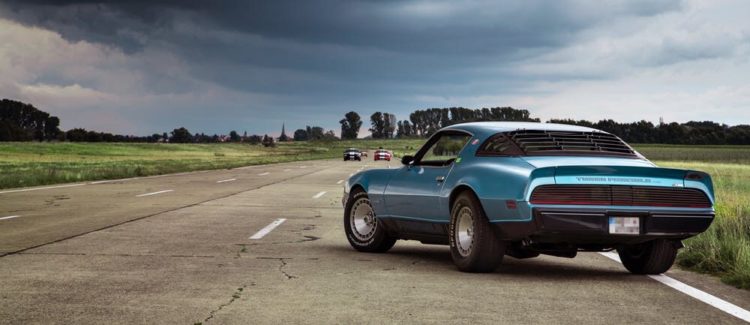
(3, 0), (684, 55)
(11, 0), (737, 135)
(3, 0), (683, 94)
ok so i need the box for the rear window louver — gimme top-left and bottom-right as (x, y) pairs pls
(478, 130), (636, 157)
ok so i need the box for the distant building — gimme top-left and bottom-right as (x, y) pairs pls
(278, 123), (290, 142)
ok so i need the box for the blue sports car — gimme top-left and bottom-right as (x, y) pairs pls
(342, 122), (715, 273)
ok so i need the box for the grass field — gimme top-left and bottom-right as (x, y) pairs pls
(0, 140), (748, 288)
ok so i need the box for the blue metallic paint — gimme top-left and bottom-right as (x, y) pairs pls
(345, 122), (716, 226)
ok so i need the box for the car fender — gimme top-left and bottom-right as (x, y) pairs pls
(346, 168), (398, 217)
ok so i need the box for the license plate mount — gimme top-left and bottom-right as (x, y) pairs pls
(608, 216), (640, 235)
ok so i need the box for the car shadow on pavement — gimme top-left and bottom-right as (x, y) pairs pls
(327, 243), (634, 281)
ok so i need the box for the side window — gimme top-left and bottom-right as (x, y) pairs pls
(418, 133), (472, 165)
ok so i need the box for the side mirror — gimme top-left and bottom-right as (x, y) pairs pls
(401, 155), (415, 165)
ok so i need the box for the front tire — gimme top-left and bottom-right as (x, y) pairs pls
(617, 239), (678, 274)
(449, 191), (505, 272)
(344, 190), (396, 253)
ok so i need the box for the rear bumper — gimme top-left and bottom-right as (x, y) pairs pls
(493, 207), (714, 244)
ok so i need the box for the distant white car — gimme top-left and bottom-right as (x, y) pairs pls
(343, 148), (362, 161)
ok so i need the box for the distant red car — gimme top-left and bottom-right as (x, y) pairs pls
(373, 149), (392, 161)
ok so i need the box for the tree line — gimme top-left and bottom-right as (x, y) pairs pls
(3, 98), (750, 145)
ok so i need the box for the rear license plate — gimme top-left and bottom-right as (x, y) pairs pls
(609, 217), (640, 235)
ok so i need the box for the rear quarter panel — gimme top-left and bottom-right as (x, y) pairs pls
(444, 157), (537, 222)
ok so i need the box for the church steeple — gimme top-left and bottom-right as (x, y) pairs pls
(279, 123), (289, 142)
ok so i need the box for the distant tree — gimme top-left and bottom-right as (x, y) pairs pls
(306, 125), (325, 140)
(44, 116), (60, 141)
(339, 111), (362, 139)
(323, 130), (339, 140)
(397, 120), (414, 138)
(170, 127), (193, 143)
(0, 99), (61, 141)
(383, 113), (396, 138)
(369, 112), (385, 139)
(293, 128), (308, 141)
(86, 131), (103, 142)
(262, 134), (276, 147)
(66, 128), (88, 142)
(229, 130), (240, 142)
(247, 134), (263, 145)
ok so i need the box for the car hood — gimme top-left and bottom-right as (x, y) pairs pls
(520, 156), (656, 168)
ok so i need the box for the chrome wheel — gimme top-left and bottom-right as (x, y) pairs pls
(350, 197), (377, 241)
(455, 206), (474, 257)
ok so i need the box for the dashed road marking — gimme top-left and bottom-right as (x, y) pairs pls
(337, 180), (344, 184)
(349, 173), (354, 177)
(283, 169), (291, 172)
(217, 178), (237, 183)
(0, 215), (20, 221)
(258, 172), (270, 176)
(599, 252), (750, 322)
(249, 218), (287, 239)
(312, 191), (327, 199)
(136, 190), (174, 197)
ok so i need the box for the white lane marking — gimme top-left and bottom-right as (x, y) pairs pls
(599, 252), (750, 322)
(249, 218), (287, 239)
(337, 180), (344, 185)
(312, 191), (327, 199)
(89, 180), (111, 185)
(283, 169), (291, 172)
(258, 172), (270, 176)
(349, 173), (354, 177)
(0, 183), (85, 195)
(0, 215), (20, 221)
(217, 178), (237, 183)
(299, 166), (307, 169)
(135, 189), (174, 197)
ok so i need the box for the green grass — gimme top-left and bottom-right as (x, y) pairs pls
(1, 140), (748, 288)
(656, 161), (750, 289)
(0, 140), (424, 189)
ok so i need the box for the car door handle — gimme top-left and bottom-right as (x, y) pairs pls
(436, 176), (445, 183)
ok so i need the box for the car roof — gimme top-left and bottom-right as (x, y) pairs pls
(441, 122), (606, 139)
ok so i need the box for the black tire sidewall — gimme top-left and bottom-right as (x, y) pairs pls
(344, 190), (395, 252)
(617, 239), (677, 274)
(449, 192), (503, 272)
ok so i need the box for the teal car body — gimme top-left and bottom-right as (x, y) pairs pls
(344, 122), (714, 249)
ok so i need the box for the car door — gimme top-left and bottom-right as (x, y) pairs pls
(383, 131), (472, 222)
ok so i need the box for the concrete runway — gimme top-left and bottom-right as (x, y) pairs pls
(1, 157), (749, 324)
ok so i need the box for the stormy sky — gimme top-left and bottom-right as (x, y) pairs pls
(0, 0), (748, 136)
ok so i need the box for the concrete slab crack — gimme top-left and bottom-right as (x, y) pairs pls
(257, 257), (297, 279)
(200, 283), (253, 324)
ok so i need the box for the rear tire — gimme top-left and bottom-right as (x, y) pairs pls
(449, 191), (505, 272)
(344, 190), (396, 253)
(617, 239), (678, 274)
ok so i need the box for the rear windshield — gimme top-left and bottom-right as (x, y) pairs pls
(477, 130), (636, 157)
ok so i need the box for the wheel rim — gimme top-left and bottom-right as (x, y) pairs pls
(350, 197), (377, 241)
(455, 206), (474, 257)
